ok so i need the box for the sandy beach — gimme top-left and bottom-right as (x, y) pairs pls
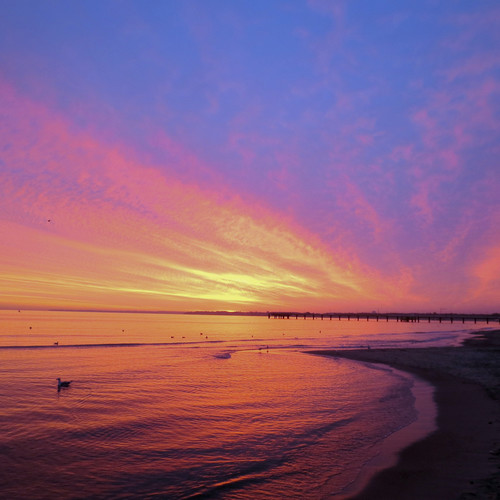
(310, 329), (500, 499)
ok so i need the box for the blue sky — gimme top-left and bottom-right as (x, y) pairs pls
(1, 1), (499, 312)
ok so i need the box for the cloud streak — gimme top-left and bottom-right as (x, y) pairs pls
(1, 81), (395, 311)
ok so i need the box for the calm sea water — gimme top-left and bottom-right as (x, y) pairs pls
(0, 311), (473, 499)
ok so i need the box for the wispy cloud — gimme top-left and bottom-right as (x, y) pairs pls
(0, 81), (390, 311)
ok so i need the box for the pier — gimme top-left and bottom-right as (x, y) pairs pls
(267, 312), (500, 324)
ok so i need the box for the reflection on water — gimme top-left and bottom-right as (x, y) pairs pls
(0, 311), (467, 498)
(0, 309), (470, 348)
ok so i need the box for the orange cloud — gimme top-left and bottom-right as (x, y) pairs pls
(467, 243), (500, 310)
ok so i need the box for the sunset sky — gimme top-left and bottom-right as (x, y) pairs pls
(1, 1), (499, 313)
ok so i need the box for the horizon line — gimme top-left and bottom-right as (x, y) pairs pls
(2, 307), (499, 317)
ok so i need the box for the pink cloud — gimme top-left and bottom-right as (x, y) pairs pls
(390, 144), (414, 162)
(406, 76), (500, 228)
(465, 240), (500, 311)
(444, 53), (500, 83)
(1, 79), (399, 311)
(336, 179), (389, 242)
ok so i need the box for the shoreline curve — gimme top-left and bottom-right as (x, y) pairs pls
(308, 329), (500, 499)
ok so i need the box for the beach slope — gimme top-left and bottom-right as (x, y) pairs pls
(309, 330), (500, 499)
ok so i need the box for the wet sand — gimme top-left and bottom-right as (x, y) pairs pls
(309, 329), (500, 499)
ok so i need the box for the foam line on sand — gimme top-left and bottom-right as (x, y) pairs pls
(309, 329), (500, 499)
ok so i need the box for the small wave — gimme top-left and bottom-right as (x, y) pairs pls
(0, 341), (206, 350)
(213, 352), (231, 359)
(184, 456), (286, 499)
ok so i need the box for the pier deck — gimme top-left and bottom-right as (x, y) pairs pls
(268, 312), (500, 324)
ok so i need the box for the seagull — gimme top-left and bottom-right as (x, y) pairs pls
(57, 378), (72, 390)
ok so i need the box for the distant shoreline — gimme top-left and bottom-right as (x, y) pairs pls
(2, 308), (499, 318)
(0, 308), (267, 316)
(309, 330), (500, 499)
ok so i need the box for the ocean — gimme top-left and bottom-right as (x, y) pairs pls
(0, 310), (471, 499)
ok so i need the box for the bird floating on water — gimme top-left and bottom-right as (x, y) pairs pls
(57, 378), (72, 391)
